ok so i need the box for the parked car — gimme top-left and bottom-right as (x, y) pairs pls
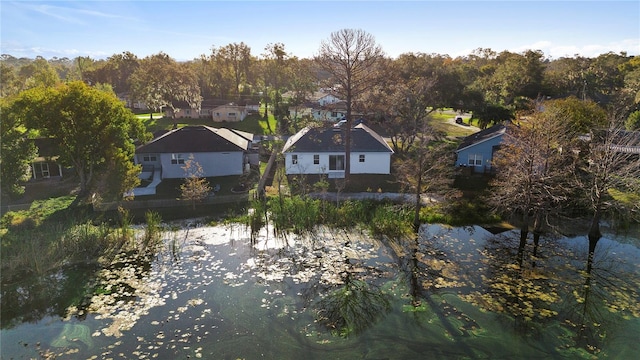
(334, 118), (365, 128)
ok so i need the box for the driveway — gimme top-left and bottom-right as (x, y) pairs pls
(444, 112), (480, 132)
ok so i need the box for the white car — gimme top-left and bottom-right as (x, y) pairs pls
(333, 119), (347, 127)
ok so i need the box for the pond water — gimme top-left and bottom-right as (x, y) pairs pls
(2, 223), (639, 359)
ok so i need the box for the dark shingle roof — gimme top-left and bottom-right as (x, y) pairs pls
(136, 126), (251, 154)
(456, 124), (506, 152)
(282, 124), (393, 153)
(33, 138), (60, 158)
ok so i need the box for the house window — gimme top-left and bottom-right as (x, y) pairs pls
(331, 111), (338, 117)
(186, 109), (191, 115)
(468, 154), (483, 166)
(171, 153), (185, 165)
(292, 154), (298, 165)
(228, 112), (236, 117)
(143, 155), (157, 162)
(329, 155), (345, 170)
(313, 154), (320, 165)
(359, 154), (365, 163)
(40, 163), (50, 178)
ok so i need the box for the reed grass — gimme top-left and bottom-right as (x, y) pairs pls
(141, 211), (163, 254)
(0, 198), (167, 283)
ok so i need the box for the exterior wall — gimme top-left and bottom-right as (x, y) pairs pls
(317, 94), (340, 106)
(118, 95), (148, 111)
(289, 106), (312, 120)
(135, 153), (162, 168)
(455, 135), (503, 173)
(350, 152), (391, 174)
(312, 109), (345, 122)
(199, 108), (214, 118)
(168, 108), (199, 119)
(31, 161), (62, 179)
(244, 104), (260, 112)
(284, 152), (390, 175)
(159, 152), (244, 179)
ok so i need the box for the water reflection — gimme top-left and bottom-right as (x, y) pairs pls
(1, 223), (639, 359)
(1, 264), (97, 329)
(559, 235), (640, 355)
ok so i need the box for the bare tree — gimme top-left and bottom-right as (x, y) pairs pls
(489, 111), (574, 263)
(315, 29), (384, 182)
(575, 117), (640, 256)
(395, 123), (455, 231)
(180, 154), (212, 210)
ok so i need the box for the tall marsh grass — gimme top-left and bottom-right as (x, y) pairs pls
(238, 195), (415, 238)
(1, 200), (167, 283)
(142, 211), (163, 254)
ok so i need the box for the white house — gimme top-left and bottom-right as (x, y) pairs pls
(311, 101), (348, 122)
(310, 91), (341, 106)
(135, 126), (254, 179)
(282, 124), (393, 178)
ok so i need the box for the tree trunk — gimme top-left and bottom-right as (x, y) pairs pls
(531, 233), (541, 268)
(413, 163), (423, 232)
(531, 211), (543, 266)
(588, 210), (602, 255)
(344, 91), (352, 184)
(517, 228), (528, 268)
(409, 237), (421, 307)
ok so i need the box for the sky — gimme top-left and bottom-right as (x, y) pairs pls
(1, 0), (639, 61)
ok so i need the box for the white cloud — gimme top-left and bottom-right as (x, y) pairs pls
(20, 2), (136, 26)
(0, 42), (110, 59)
(510, 39), (640, 59)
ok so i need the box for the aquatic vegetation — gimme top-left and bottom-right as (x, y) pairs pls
(141, 210), (163, 254)
(50, 323), (93, 349)
(2, 223), (639, 359)
(316, 279), (391, 337)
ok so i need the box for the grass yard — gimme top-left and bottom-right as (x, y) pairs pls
(431, 121), (476, 138)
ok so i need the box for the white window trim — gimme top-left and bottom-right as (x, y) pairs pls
(171, 153), (185, 165)
(468, 154), (483, 166)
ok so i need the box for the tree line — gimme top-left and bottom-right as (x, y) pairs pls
(2, 38), (639, 131)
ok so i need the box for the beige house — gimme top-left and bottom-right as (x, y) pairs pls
(212, 104), (248, 122)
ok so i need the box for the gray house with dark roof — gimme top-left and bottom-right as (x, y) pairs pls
(455, 124), (506, 173)
(135, 126), (253, 179)
(282, 124), (394, 177)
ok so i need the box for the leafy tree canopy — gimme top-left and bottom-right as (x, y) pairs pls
(11, 81), (149, 198)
